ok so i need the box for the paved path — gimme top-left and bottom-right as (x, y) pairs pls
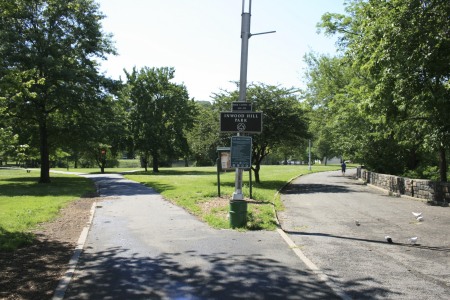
(63, 173), (339, 299)
(279, 169), (450, 299)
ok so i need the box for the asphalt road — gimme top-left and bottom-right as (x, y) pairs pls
(63, 174), (340, 300)
(279, 169), (450, 299)
(61, 170), (450, 299)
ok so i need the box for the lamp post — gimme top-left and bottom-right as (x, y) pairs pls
(230, 0), (275, 228)
(232, 1), (251, 202)
(308, 140), (312, 171)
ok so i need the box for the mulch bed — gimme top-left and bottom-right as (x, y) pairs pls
(0, 196), (99, 300)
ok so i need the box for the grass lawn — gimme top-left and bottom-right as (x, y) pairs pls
(0, 169), (96, 251)
(124, 164), (342, 230)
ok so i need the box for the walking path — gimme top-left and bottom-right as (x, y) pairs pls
(60, 173), (340, 299)
(55, 169), (449, 299)
(279, 169), (450, 299)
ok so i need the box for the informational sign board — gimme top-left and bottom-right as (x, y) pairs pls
(220, 152), (231, 170)
(220, 112), (262, 133)
(231, 136), (252, 168)
(232, 102), (252, 111)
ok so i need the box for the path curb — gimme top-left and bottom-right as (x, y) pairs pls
(52, 201), (97, 300)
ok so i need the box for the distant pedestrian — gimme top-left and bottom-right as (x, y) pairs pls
(341, 161), (347, 175)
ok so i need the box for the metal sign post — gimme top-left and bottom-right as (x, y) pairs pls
(230, 0), (275, 228)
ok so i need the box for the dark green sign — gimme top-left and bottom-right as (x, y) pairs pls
(231, 136), (252, 168)
(220, 112), (262, 133)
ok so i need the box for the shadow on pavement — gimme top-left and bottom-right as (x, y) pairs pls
(282, 183), (353, 195)
(321, 268), (402, 299)
(65, 247), (346, 299)
(284, 230), (450, 253)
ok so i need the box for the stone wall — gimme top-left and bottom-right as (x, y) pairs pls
(356, 167), (450, 206)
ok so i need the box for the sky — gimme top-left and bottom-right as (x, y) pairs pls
(96, 0), (345, 101)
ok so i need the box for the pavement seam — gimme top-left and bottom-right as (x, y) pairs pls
(52, 201), (97, 300)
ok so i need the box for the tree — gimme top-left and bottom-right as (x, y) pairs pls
(302, 53), (369, 164)
(60, 91), (128, 173)
(0, 0), (115, 183)
(186, 101), (221, 166)
(319, 0), (450, 181)
(213, 84), (310, 183)
(124, 67), (196, 172)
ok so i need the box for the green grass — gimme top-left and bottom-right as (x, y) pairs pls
(52, 167), (143, 174)
(0, 169), (96, 251)
(124, 164), (341, 230)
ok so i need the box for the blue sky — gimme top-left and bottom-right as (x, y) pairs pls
(97, 0), (345, 101)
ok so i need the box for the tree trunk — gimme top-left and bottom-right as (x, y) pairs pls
(253, 164), (261, 183)
(152, 154), (159, 172)
(438, 144), (447, 182)
(39, 119), (51, 183)
(141, 155), (148, 172)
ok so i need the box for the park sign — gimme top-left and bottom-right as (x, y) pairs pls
(220, 112), (263, 133)
(231, 136), (252, 168)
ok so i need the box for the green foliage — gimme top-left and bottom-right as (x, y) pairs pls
(302, 53), (368, 164)
(186, 102), (220, 166)
(306, 0), (450, 180)
(0, 169), (96, 251)
(0, 0), (116, 182)
(124, 67), (196, 172)
(213, 84), (310, 182)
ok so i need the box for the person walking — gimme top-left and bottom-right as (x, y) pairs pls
(341, 161), (347, 175)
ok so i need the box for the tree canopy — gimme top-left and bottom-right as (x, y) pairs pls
(308, 0), (450, 181)
(0, 0), (116, 182)
(214, 83), (310, 182)
(124, 67), (196, 172)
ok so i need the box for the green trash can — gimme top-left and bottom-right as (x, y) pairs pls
(230, 200), (247, 228)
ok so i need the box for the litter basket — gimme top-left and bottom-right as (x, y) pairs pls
(229, 200), (247, 228)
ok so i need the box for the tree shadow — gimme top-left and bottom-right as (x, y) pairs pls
(128, 169), (217, 176)
(0, 234), (74, 300)
(282, 183), (353, 195)
(284, 230), (450, 253)
(0, 233), (399, 299)
(65, 246), (355, 299)
(0, 227), (34, 251)
(85, 175), (174, 197)
(0, 176), (93, 197)
(321, 269), (398, 299)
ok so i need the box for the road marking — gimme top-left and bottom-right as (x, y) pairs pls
(276, 228), (352, 300)
(52, 201), (97, 300)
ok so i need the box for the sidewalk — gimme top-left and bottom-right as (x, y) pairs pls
(60, 173), (340, 300)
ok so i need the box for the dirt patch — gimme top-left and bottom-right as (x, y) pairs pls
(198, 197), (230, 217)
(0, 195), (101, 300)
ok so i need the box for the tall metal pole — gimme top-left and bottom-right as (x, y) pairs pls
(232, 0), (251, 201)
(308, 139), (312, 171)
(239, 1), (251, 103)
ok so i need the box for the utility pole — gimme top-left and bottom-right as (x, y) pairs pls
(308, 139), (312, 171)
(230, 0), (275, 228)
(232, 0), (251, 202)
(233, 0), (275, 202)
